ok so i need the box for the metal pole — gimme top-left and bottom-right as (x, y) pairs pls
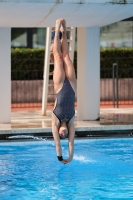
(112, 63), (116, 107)
(116, 61), (119, 108)
(112, 63), (117, 107)
(42, 27), (51, 116)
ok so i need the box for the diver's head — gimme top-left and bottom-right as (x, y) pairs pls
(59, 122), (68, 139)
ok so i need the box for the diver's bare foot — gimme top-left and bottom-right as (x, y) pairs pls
(61, 19), (66, 33)
(55, 19), (63, 36)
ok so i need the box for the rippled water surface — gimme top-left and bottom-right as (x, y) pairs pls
(0, 138), (133, 199)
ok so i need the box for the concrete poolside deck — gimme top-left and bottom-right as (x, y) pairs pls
(0, 108), (133, 139)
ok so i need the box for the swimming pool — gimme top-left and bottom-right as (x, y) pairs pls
(0, 138), (133, 199)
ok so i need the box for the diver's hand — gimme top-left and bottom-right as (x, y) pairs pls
(61, 159), (68, 164)
(57, 156), (72, 164)
(58, 159), (69, 164)
(63, 158), (71, 164)
(57, 156), (67, 164)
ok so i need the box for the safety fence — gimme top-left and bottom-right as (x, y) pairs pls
(100, 57), (133, 107)
(11, 57), (133, 109)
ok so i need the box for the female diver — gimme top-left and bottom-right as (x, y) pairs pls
(51, 18), (76, 164)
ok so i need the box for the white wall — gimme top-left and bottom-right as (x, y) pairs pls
(77, 27), (100, 120)
(0, 28), (11, 123)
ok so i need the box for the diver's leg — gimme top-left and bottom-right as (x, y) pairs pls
(53, 19), (65, 93)
(61, 19), (76, 91)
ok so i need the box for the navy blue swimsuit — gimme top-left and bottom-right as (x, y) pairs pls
(53, 78), (75, 123)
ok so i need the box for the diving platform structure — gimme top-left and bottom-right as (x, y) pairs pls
(0, 0), (133, 123)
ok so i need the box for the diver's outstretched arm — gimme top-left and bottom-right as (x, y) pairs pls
(68, 125), (75, 161)
(63, 118), (75, 164)
(63, 125), (75, 164)
(52, 121), (66, 164)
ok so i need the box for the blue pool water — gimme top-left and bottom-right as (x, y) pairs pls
(0, 138), (133, 199)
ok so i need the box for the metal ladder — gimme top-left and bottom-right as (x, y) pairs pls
(42, 27), (76, 116)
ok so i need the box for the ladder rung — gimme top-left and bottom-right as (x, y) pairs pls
(66, 28), (74, 31)
(51, 27), (74, 31)
(49, 72), (53, 76)
(49, 84), (54, 86)
(50, 49), (72, 54)
(47, 104), (54, 106)
(51, 39), (72, 43)
(48, 94), (56, 96)
(50, 51), (71, 55)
